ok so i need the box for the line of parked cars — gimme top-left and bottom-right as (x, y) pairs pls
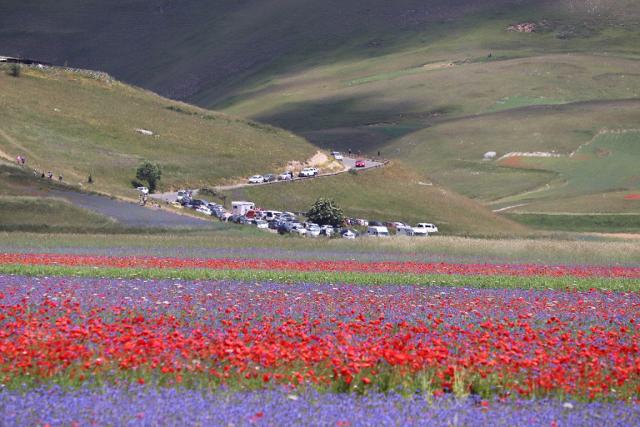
(176, 191), (438, 238)
(248, 168), (320, 184)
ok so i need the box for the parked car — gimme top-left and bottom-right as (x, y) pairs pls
(289, 223), (308, 236)
(267, 220), (279, 230)
(369, 220), (384, 227)
(176, 190), (189, 202)
(391, 222), (407, 229)
(188, 199), (206, 209)
(320, 225), (334, 236)
(331, 151), (344, 160)
(340, 229), (357, 239)
(367, 226), (390, 237)
(137, 186), (149, 195)
(298, 167), (319, 177)
(415, 223), (439, 233)
(396, 226), (415, 237)
(411, 227), (429, 237)
(263, 174), (276, 182)
(306, 223), (321, 237)
(355, 160), (366, 168)
(248, 175), (265, 184)
(255, 220), (269, 229)
(278, 171), (294, 181)
(196, 205), (212, 216)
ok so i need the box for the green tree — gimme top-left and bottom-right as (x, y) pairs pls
(135, 161), (162, 193)
(7, 63), (21, 77)
(306, 198), (344, 227)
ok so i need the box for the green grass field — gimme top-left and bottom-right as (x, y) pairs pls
(2, 230), (639, 266)
(506, 213), (640, 232)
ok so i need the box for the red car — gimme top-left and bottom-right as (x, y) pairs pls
(355, 160), (366, 168)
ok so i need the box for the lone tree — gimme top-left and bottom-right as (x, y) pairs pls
(135, 161), (162, 193)
(306, 198), (344, 227)
(7, 63), (21, 78)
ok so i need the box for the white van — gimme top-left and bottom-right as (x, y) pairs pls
(415, 223), (438, 233)
(367, 226), (390, 237)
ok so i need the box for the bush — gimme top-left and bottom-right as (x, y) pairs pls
(7, 63), (21, 77)
(135, 161), (162, 193)
(306, 198), (344, 227)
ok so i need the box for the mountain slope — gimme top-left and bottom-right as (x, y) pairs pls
(0, 64), (315, 197)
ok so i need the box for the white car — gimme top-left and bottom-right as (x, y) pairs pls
(137, 186), (149, 195)
(298, 167), (319, 177)
(416, 223), (438, 233)
(411, 227), (429, 237)
(255, 220), (269, 229)
(278, 171), (293, 180)
(306, 223), (321, 237)
(331, 151), (344, 160)
(290, 223), (308, 236)
(341, 229), (356, 239)
(320, 225), (334, 236)
(196, 205), (212, 216)
(248, 175), (265, 184)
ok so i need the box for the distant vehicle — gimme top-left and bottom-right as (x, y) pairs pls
(331, 151), (344, 160)
(232, 201), (255, 216)
(299, 167), (319, 177)
(176, 190), (189, 202)
(306, 223), (321, 237)
(320, 225), (334, 236)
(263, 210), (282, 220)
(188, 199), (206, 209)
(391, 222), (407, 229)
(355, 160), (366, 168)
(369, 220), (384, 227)
(196, 205), (212, 216)
(415, 223), (439, 233)
(341, 229), (357, 239)
(396, 226), (415, 237)
(411, 227), (429, 237)
(289, 223), (308, 236)
(367, 226), (390, 237)
(356, 218), (369, 227)
(255, 220), (269, 229)
(137, 186), (149, 195)
(278, 171), (294, 181)
(263, 174), (276, 182)
(248, 175), (265, 184)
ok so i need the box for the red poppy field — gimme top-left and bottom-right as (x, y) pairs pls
(1, 251), (639, 425)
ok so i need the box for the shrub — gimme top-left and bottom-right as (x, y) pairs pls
(135, 161), (162, 193)
(306, 198), (344, 227)
(7, 63), (21, 78)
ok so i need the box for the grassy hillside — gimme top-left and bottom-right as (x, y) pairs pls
(0, 65), (315, 198)
(3, 0), (640, 231)
(222, 163), (527, 236)
(388, 100), (640, 209)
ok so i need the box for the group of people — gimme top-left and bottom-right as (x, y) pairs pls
(33, 169), (63, 182)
